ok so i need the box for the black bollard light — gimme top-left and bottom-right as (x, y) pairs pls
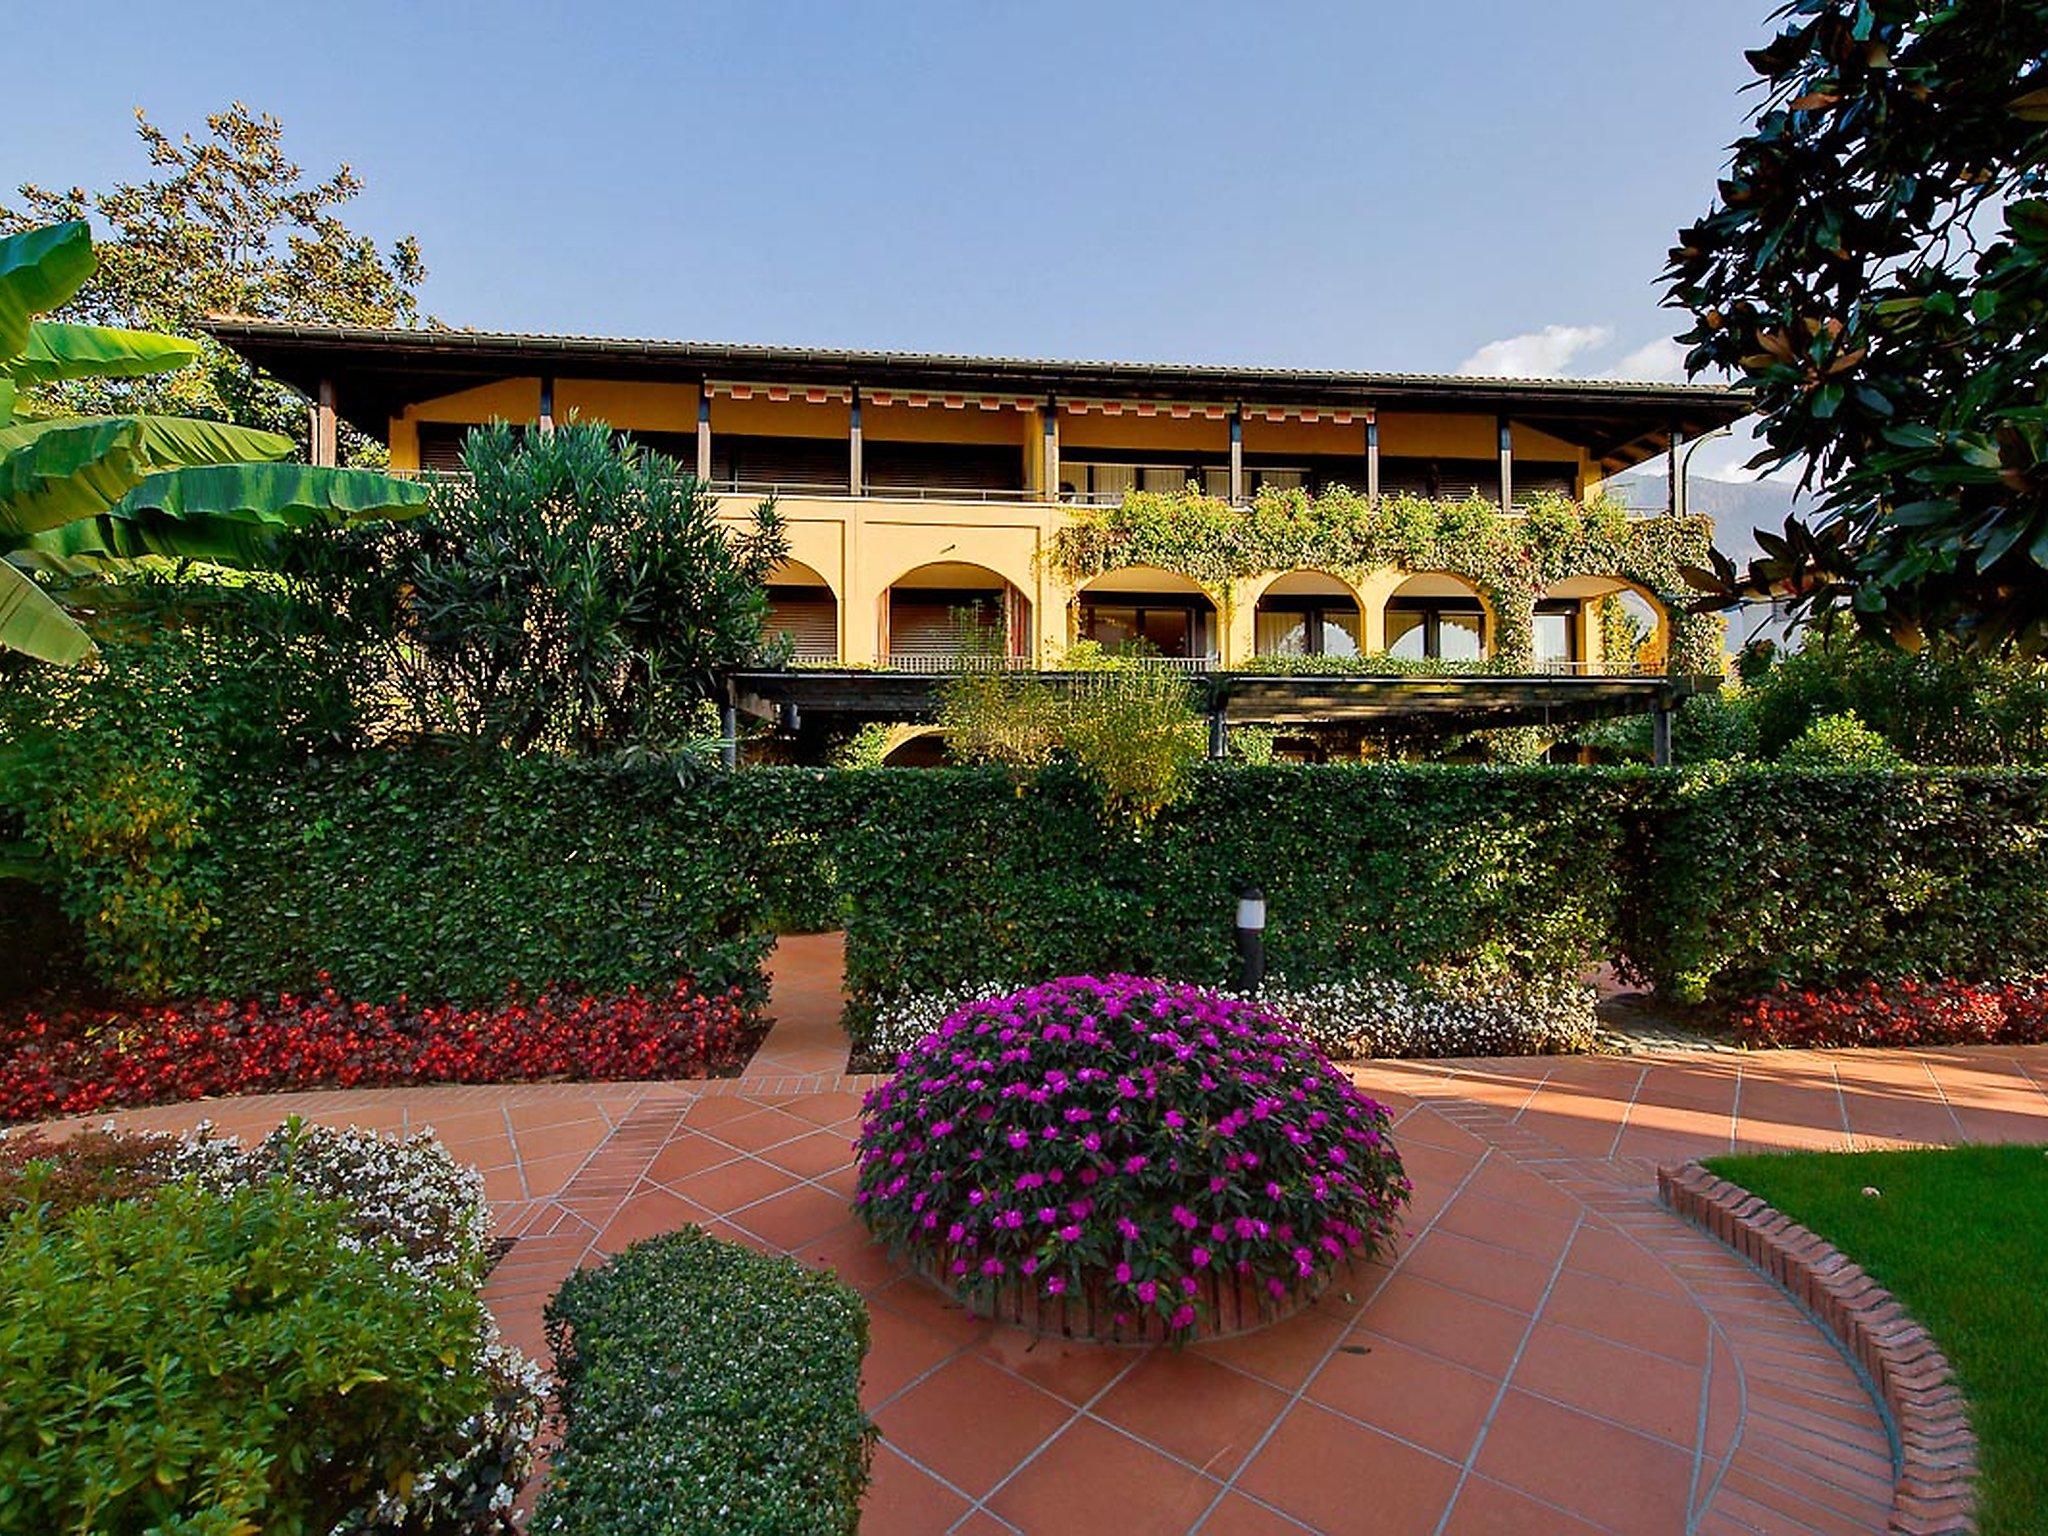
(1235, 883), (1266, 994)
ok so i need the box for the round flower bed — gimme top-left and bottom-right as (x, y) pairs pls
(853, 975), (1410, 1343)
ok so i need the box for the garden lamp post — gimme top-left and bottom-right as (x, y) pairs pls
(1236, 884), (1266, 994)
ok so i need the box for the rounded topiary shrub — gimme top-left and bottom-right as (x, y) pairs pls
(853, 975), (1410, 1342)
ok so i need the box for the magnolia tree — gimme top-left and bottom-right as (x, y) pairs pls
(1670, 0), (2048, 653)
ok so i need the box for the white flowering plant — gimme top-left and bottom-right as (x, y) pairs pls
(867, 971), (1598, 1064)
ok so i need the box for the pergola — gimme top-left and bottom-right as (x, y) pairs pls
(723, 668), (1707, 764)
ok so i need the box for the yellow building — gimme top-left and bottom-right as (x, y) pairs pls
(209, 321), (1749, 758)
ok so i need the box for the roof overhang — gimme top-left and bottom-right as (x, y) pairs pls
(203, 319), (1750, 476)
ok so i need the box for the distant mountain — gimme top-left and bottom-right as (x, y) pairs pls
(1610, 471), (1815, 563)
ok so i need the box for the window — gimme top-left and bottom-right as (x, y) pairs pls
(1256, 599), (1362, 657)
(1078, 595), (1210, 659)
(1385, 598), (1487, 661)
(1534, 600), (1580, 668)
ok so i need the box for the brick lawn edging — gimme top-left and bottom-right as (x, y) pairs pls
(1659, 1161), (1978, 1536)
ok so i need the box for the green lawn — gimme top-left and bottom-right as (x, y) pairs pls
(1705, 1144), (2048, 1536)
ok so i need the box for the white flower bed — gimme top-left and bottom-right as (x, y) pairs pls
(866, 972), (1597, 1063)
(169, 1119), (543, 1534)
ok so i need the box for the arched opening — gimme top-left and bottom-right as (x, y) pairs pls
(882, 561), (1031, 666)
(1539, 576), (1669, 674)
(1254, 571), (1364, 658)
(1382, 573), (1490, 662)
(1074, 565), (1218, 662)
(764, 558), (838, 663)
(880, 729), (950, 768)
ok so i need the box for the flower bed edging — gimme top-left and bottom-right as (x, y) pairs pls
(1658, 1162), (1978, 1536)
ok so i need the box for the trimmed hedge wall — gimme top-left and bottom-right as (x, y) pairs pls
(45, 753), (2048, 1026)
(804, 765), (1644, 1035)
(197, 752), (775, 1006)
(1620, 768), (2048, 1003)
(535, 1227), (873, 1536)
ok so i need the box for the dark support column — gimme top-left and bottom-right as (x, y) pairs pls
(1366, 411), (1380, 501)
(1652, 703), (1674, 767)
(1668, 421), (1685, 515)
(721, 699), (739, 767)
(849, 386), (863, 495)
(309, 378), (338, 467)
(1229, 408), (1245, 504)
(1042, 396), (1059, 499)
(538, 375), (555, 434)
(1208, 705), (1229, 760)
(1497, 415), (1514, 510)
(696, 387), (713, 484)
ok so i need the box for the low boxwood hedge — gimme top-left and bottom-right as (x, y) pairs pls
(535, 1227), (874, 1536)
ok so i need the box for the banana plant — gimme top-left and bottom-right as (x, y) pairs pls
(0, 220), (431, 664)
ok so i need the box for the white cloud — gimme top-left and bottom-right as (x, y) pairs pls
(1455, 324), (1613, 378)
(1602, 337), (1690, 383)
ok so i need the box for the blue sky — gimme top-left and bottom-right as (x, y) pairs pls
(9, 2), (1778, 474)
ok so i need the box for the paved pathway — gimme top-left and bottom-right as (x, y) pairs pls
(35, 943), (2048, 1534)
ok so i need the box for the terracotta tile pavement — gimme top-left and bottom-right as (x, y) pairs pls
(37, 938), (2048, 1534)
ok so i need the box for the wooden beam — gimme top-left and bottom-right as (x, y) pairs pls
(1497, 415), (1514, 510)
(696, 385), (712, 483)
(849, 385), (864, 495)
(1043, 396), (1059, 502)
(309, 377), (338, 467)
(1229, 408), (1245, 504)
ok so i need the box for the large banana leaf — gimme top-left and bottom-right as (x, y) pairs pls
(0, 557), (92, 665)
(0, 221), (93, 360)
(8, 321), (200, 387)
(15, 465), (431, 569)
(0, 414), (295, 539)
(114, 463), (433, 524)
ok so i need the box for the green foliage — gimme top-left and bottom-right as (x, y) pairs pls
(535, 1227), (874, 1536)
(1779, 709), (1906, 769)
(0, 1177), (495, 1536)
(1669, 0), (2048, 652)
(1049, 485), (1723, 674)
(803, 764), (1644, 1043)
(1, 103), (424, 456)
(336, 422), (785, 753)
(1705, 1145), (2048, 1536)
(0, 218), (428, 665)
(939, 649), (1207, 823)
(1745, 629), (2048, 764)
(1623, 769), (2048, 1003)
(198, 750), (775, 1004)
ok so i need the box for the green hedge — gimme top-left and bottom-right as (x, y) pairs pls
(0, 1177), (499, 1536)
(1621, 768), (2048, 1003)
(535, 1226), (873, 1536)
(197, 751), (774, 1005)
(802, 764), (1643, 1036)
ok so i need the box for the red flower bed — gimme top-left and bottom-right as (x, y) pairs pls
(1732, 976), (2048, 1049)
(0, 980), (763, 1124)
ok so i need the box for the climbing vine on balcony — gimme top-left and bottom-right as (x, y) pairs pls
(1047, 487), (1724, 674)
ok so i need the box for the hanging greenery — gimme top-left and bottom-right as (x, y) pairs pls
(1047, 486), (1725, 674)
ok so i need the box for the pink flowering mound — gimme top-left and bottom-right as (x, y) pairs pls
(852, 975), (1410, 1343)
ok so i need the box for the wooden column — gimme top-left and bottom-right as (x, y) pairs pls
(1229, 408), (1245, 504)
(1365, 411), (1380, 500)
(1042, 396), (1060, 500)
(538, 375), (555, 434)
(1668, 422), (1686, 516)
(1652, 702), (1674, 767)
(309, 378), (338, 467)
(849, 386), (864, 495)
(1496, 415), (1514, 510)
(696, 387), (713, 484)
